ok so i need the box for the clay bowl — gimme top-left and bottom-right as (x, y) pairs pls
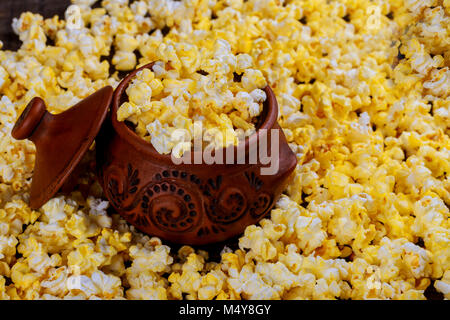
(95, 62), (297, 244)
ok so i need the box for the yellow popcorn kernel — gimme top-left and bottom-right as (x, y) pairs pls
(115, 33), (139, 52)
(0, 66), (9, 90)
(135, 68), (155, 82)
(169, 269), (202, 297)
(260, 219), (286, 242)
(158, 43), (182, 72)
(112, 50), (137, 71)
(236, 54), (253, 74)
(65, 212), (101, 239)
(67, 242), (105, 274)
(229, 112), (255, 130)
(117, 102), (140, 122)
(98, 229), (131, 253)
(102, 254), (126, 277)
(241, 69), (267, 92)
(167, 279), (183, 300)
(10, 261), (39, 290)
(203, 105), (223, 126)
(314, 239), (341, 259)
(62, 51), (83, 72)
(84, 57), (110, 80)
(324, 170), (351, 199)
(239, 225), (278, 261)
(176, 43), (201, 74)
(198, 271), (225, 300)
(434, 270), (450, 299)
(295, 214), (327, 254)
(149, 78), (164, 96)
(128, 244), (173, 273)
(0, 261), (11, 278)
(183, 253), (205, 273)
(255, 261), (299, 291)
(0, 276), (9, 300)
(149, 100), (164, 114)
(127, 81), (152, 106)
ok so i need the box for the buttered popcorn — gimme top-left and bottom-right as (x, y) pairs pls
(0, 0), (449, 300)
(117, 40), (267, 156)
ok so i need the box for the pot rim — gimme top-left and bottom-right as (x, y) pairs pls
(111, 62), (278, 164)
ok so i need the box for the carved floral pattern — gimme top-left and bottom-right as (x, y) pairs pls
(104, 164), (138, 209)
(104, 164), (274, 237)
(141, 178), (201, 233)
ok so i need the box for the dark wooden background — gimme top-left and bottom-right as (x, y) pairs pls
(0, 0), (71, 50)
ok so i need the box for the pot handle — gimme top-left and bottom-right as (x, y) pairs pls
(12, 97), (47, 140)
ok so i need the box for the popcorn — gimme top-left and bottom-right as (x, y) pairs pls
(239, 225), (278, 262)
(67, 242), (106, 274)
(250, 88), (267, 103)
(115, 34), (139, 52)
(128, 244), (173, 274)
(112, 50), (137, 71)
(227, 264), (282, 299)
(117, 40), (267, 156)
(40, 267), (70, 297)
(236, 54), (254, 73)
(241, 69), (267, 92)
(68, 270), (123, 299)
(0, 66), (8, 90)
(434, 270), (450, 299)
(423, 67), (450, 97)
(0, 0), (448, 301)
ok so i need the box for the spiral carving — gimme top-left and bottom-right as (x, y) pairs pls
(104, 164), (275, 238)
(205, 187), (248, 224)
(141, 172), (202, 233)
(249, 192), (272, 218)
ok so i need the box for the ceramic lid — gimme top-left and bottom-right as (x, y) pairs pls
(11, 86), (114, 209)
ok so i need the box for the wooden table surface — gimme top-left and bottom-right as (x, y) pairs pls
(0, 0), (71, 50)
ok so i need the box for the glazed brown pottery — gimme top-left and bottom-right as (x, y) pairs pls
(12, 86), (113, 209)
(96, 63), (297, 244)
(12, 62), (297, 245)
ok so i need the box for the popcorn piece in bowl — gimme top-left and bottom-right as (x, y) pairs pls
(116, 40), (267, 156)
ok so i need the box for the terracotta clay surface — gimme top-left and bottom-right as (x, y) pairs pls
(12, 86), (113, 209)
(12, 62), (297, 244)
(96, 63), (297, 244)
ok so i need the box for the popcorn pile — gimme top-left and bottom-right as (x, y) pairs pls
(0, 0), (449, 300)
(117, 46), (267, 156)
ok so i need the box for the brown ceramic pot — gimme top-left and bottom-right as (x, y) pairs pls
(12, 62), (297, 245)
(95, 63), (297, 244)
